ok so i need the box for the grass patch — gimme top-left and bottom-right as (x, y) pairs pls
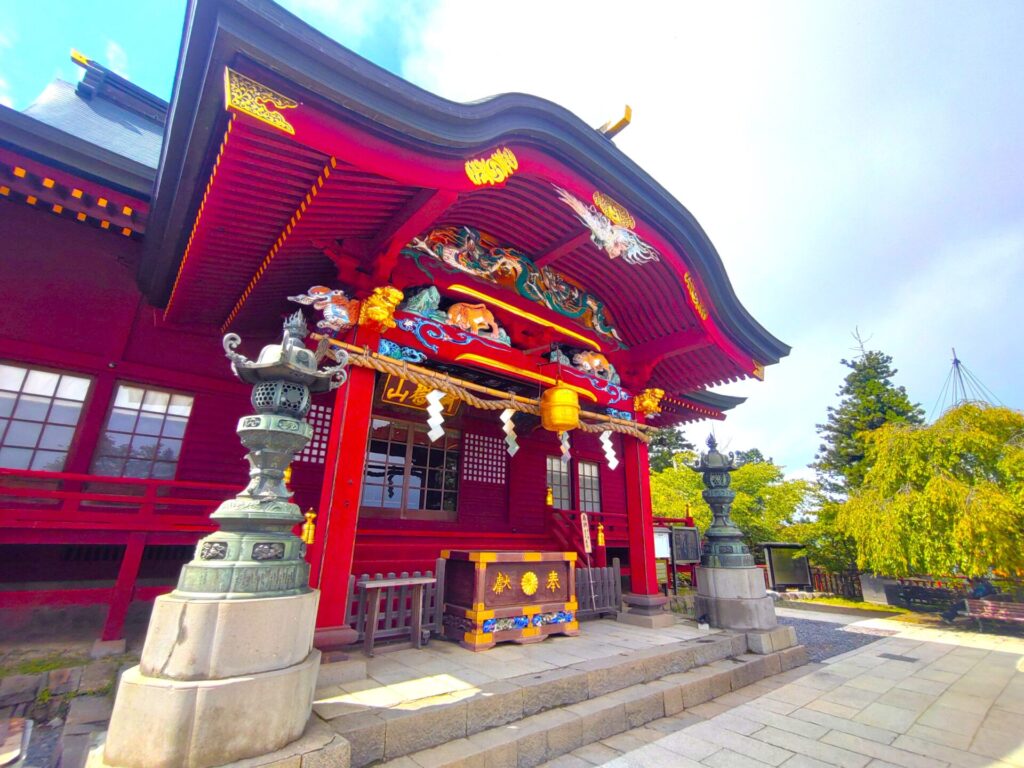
(786, 596), (910, 614)
(0, 652), (91, 678)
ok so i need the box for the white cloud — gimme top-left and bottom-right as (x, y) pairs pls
(396, 1), (1024, 474)
(105, 40), (129, 78)
(0, 76), (11, 108)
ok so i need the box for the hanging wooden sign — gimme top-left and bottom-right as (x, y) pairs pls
(381, 374), (460, 415)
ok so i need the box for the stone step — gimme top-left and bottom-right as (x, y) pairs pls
(319, 631), (805, 768)
(318, 656), (369, 689)
(376, 646), (807, 768)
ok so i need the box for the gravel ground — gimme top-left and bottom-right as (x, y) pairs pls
(778, 615), (897, 662)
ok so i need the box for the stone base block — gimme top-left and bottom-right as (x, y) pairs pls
(695, 567), (768, 600)
(617, 592), (673, 628)
(615, 610), (675, 629)
(695, 595), (777, 631)
(140, 591), (318, 681)
(746, 625), (797, 654)
(103, 650), (320, 768)
(314, 625), (359, 651)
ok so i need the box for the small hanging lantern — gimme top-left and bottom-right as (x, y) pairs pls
(540, 382), (580, 433)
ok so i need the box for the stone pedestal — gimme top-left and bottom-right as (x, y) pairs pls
(695, 566), (777, 631)
(617, 592), (675, 628)
(103, 591), (322, 768)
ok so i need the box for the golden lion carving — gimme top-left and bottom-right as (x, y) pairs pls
(359, 286), (404, 332)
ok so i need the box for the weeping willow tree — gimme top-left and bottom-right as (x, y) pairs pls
(836, 403), (1024, 577)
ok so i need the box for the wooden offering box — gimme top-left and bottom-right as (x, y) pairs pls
(441, 550), (579, 651)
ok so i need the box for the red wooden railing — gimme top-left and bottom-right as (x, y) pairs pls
(0, 468), (235, 641)
(546, 505), (607, 567)
(0, 468), (232, 536)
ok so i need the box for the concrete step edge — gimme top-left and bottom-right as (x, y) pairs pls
(319, 633), (739, 722)
(364, 644), (809, 768)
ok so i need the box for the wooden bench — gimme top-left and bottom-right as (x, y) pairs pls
(897, 581), (961, 608)
(962, 598), (1024, 630)
(359, 575), (436, 657)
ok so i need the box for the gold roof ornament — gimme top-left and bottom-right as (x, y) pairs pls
(224, 67), (299, 135)
(634, 388), (664, 417)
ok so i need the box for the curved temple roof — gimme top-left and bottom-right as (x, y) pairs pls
(141, 0), (789, 416)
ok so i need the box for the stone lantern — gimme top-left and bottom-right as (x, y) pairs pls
(691, 434), (777, 632)
(691, 434), (754, 568)
(103, 312), (349, 768)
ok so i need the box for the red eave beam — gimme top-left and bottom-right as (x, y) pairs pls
(370, 188), (459, 285)
(534, 231), (592, 268)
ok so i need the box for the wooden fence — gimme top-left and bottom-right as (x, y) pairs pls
(343, 557), (623, 643)
(344, 558), (446, 642)
(810, 567), (863, 599)
(576, 558), (622, 620)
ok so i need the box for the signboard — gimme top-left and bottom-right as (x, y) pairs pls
(580, 512), (593, 554)
(381, 374), (460, 415)
(653, 529), (671, 559)
(671, 526), (701, 563)
(764, 545), (812, 589)
(655, 559), (669, 586)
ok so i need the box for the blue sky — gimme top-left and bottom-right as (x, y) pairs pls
(2, 1), (1022, 476)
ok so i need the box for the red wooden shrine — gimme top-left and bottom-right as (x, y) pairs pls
(0, 0), (788, 643)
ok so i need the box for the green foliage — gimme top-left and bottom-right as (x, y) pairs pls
(785, 496), (859, 573)
(647, 428), (695, 473)
(814, 349), (924, 496)
(835, 403), (1024, 578)
(650, 450), (811, 550)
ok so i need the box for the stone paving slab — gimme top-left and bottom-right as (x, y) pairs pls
(565, 620), (1024, 768)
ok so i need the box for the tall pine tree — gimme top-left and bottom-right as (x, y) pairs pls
(814, 347), (923, 497)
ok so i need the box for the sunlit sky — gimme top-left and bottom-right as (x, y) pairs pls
(3, 1), (1022, 477)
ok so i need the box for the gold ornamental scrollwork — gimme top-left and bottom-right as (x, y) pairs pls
(465, 147), (519, 186)
(592, 191), (636, 229)
(683, 272), (709, 321)
(224, 68), (299, 135)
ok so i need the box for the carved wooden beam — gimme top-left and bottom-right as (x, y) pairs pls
(534, 230), (592, 268)
(370, 188), (459, 283)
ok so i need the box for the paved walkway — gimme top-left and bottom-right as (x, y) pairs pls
(545, 615), (1024, 767)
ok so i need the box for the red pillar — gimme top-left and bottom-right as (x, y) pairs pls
(621, 432), (668, 620)
(101, 532), (146, 641)
(310, 360), (377, 645)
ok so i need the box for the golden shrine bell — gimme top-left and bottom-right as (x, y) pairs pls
(540, 382), (579, 433)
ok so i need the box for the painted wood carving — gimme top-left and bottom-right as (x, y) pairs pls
(403, 226), (622, 345)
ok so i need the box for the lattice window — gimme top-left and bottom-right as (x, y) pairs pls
(91, 384), (193, 479)
(0, 363), (91, 472)
(295, 403), (331, 464)
(578, 460), (602, 513)
(546, 455), (571, 510)
(461, 433), (506, 484)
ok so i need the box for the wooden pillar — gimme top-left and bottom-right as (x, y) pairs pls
(622, 434), (659, 596)
(311, 358), (377, 642)
(101, 532), (146, 641)
(618, 431), (669, 625)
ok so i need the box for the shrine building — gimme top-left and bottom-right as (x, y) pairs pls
(0, 0), (789, 645)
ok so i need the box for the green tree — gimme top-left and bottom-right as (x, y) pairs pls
(650, 450), (810, 552)
(814, 347), (924, 497)
(835, 403), (1024, 577)
(647, 428), (695, 473)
